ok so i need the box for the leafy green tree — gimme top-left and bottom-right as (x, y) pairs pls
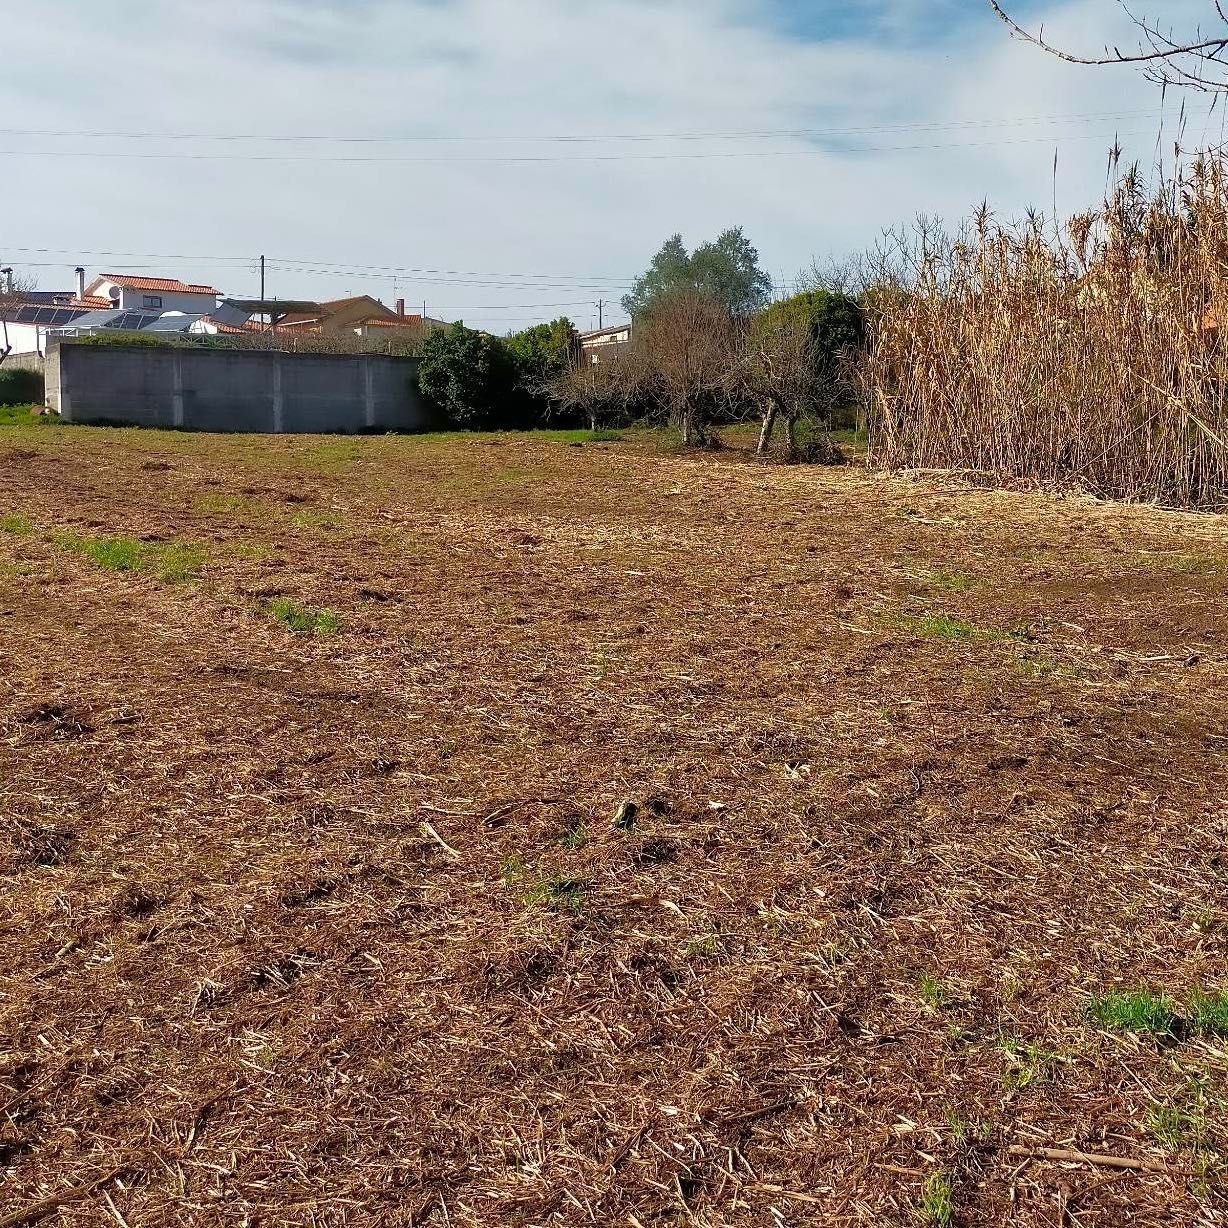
(505, 317), (580, 393)
(416, 322), (517, 429)
(623, 228), (772, 319)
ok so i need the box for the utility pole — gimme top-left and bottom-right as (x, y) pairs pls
(597, 299), (605, 329)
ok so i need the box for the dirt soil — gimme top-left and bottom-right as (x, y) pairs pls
(1, 425), (1227, 1227)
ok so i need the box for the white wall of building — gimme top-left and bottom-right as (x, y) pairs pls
(91, 279), (218, 315)
(1, 321), (49, 356)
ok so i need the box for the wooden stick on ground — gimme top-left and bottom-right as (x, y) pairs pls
(420, 817), (462, 860)
(1006, 1145), (1177, 1175)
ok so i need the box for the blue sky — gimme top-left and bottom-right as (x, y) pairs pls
(0, 0), (1212, 331)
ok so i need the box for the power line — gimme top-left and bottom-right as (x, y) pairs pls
(1, 246), (634, 286)
(262, 264), (631, 291)
(0, 108), (1160, 145)
(0, 128), (1158, 164)
(2, 260), (620, 311)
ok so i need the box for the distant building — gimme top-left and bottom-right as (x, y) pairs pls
(275, 295), (399, 335)
(580, 321), (632, 363)
(2, 268), (250, 356)
(276, 296), (452, 338)
(352, 301), (450, 341)
(84, 273), (220, 315)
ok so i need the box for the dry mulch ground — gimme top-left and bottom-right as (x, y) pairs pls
(1, 424), (1227, 1227)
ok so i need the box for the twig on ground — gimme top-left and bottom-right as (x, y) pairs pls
(1006, 1145), (1179, 1175)
(421, 817), (462, 860)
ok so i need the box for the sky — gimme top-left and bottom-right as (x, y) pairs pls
(0, 0), (1217, 332)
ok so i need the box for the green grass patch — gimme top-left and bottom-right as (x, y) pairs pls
(1147, 1102), (1208, 1153)
(910, 614), (978, 641)
(1189, 990), (1228, 1036)
(266, 598), (340, 635)
(922, 569), (977, 593)
(0, 512), (33, 535)
(501, 854), (527, 886)
(559, 821), (589, 851)
(919, 972), (949, 1011)
(227, 541), (276, 562)
(0, 404), (57, 428)
(55, 533), (206, 582)
(944, 1110), (991, 1144)
(831, 428), (869, 446)
(195, 492), (269, 517)
(918, 1172), (954, 1227)
(290, 508), (344, 531)
(523, 875), (588, 914)
(897, 612), (1024, 644)
(1000, 1039), (1066, 1092)
(298, 440), (365, 472)
(1086, 990), (1177, 1035)
(546, 428), (625, 445)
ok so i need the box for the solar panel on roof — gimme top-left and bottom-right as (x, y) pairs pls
(13, 305), (86, 326)
(144, 314), (204, 333)
(63, 310), (125, 328)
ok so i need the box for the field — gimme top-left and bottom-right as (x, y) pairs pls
(2, 420), (1227, 1227)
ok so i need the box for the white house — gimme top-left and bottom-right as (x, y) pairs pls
(84, 273), (220, 315)
(579, 321), (633, 364)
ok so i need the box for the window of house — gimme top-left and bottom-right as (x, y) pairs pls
(143, 295), (163, 309)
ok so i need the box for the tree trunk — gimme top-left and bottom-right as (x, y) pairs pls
(783, 413), (798, 461)
(757, 399), (778, 456)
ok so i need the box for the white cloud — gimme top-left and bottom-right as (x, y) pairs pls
(0, 0), (1212, 331)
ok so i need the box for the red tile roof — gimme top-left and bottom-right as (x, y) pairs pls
(204, 317), (263, 335)
(91, 274), (220, 296)
(62, 296), (114, 310)
(357, 315), (424, 328)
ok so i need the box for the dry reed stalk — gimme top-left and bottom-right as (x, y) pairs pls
(864, 157), (1228, 507)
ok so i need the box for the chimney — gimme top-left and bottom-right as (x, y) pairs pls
(396, 298), (406, 319)
(75, 267), (86, 300)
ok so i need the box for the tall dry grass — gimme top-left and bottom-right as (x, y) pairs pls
(865, 158), (1228, 507)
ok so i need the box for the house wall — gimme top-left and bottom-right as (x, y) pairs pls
(48, 343), (432, 434)
(93, 281), (218, 315)
(2, 322), (50, 356)
(320, 299), (397, 335)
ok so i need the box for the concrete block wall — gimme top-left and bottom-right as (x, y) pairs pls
(48, 342), (431, 434)
(2, 353), (46, 376)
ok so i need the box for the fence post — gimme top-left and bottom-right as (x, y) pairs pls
(272, 354), (284, 434)
(172, 350), (185, 429)
(364, 358), (376, 430)
(55, 347), (71, 421)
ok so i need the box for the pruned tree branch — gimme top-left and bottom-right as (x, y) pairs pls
(987, 1), (1228, 93)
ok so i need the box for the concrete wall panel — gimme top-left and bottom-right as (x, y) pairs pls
(49, 343), (429, 434)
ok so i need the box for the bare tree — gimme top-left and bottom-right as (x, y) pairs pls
(742, 317), (817, 459)
(633, 290), (741, 447)
(0, 270), (36, 367)
(988, 2), (1228, 93)
(548, 349), (634, 432)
